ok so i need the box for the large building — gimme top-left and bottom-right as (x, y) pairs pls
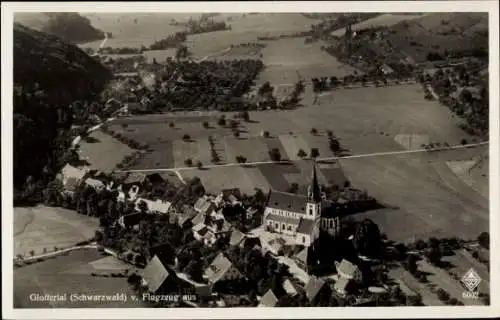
(263, 162), (341, 247)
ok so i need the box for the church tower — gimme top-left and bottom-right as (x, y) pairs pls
(306, 161), (322, 220)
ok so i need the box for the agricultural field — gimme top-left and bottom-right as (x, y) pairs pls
(388, 267), (445, 306)
(330, 13), (428, 37)
(442, 250), (490, 295)
(340, 150), (488, 243)
(14, 248), (145, 308)
(78, 130), (135, 171)
(417, 259), (483, 305)
(255, 37), (359, 86)
(14, 206), (99, 257)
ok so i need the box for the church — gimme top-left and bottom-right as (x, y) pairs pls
(263, 161), (341, 247)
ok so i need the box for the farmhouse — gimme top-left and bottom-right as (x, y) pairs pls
(57, 164), (88, 195)
(142, 255), (172, 294)
(335, 259), (362, 282)
(305, 276), (331, 305)
(204, 253), (244, 285)
(258, 289), (279, 307)
(194, 196), (217, 215)
(84, 177), (106, 192)
(263, 162), (340, 247)
(134, 198), (172, 214)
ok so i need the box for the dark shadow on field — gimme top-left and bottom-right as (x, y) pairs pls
(71, 159), (91, 166)
(245, 119), (260, 124)
(83, 136), (100, 143)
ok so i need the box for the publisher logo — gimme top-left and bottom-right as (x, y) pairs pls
(461, 268), (481, 299)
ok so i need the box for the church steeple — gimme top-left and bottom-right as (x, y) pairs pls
(308, 160), (322, 203)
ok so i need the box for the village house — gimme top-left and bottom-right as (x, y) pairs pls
(142, 255), (173, 294)
(194, 196), (217, 216)
(134, 197), (172, 214)
(192, 223), (217, 246)
(229, 229), (246, 247)
(57, 164), (88, 196)
(305, 276), (331, 305)
(204, 253), (244, 285)
(282, 278), (300, 297)
(258, 289), (279, 307)
(335, 259), (363, 283)
(173, 205), (198, 229)
(84, 177), (106, 192)
(333, 277), (356, 297)
(293, 246), (316, 273)
(263, 162), (340, 247)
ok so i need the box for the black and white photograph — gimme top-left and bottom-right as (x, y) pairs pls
(2, 1), (498, 319)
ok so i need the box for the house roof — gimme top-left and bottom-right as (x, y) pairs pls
(229, 229), (245, 246)
(124, 172), (147, 185)
(61, 164), (87, 182)
(294, 247), (309, 266)
(194, 197), (216, 214)
(266, 190), (307, 213)
(135, 198), (172, 214)
(142, 255), (170, 293)
(192, 223), (207, 233)
(297, 218), (315, 235)
(282, 278), (299, 297)
(334, 277), (351, 293)
(177, 206), (198, 226)
(336, 259), (359, 279)
(191, 211), (206, 226)
(305, 277), (326, 302)
(64, 177), (81, 192)
(204, 253), (236, 283)
(258, 289), (279, 307)
(85, 178), (105, 189)
(266, 214), (300, 226)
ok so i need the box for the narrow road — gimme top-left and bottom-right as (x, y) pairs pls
(116, 141), (489, 173)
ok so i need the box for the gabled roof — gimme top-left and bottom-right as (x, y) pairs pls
(61, 164), (87, 182)
(85, 178), (105, 189)
(191, 211), (206, 226)
(297, 218), (315, 235)
(282, 278), (299, 297)
(204, 253), (237, 284)
(294, 246), (310, 266)
(334, 277), (351, 293)
(336, 259), (360, 279)
(177, 206), (198, 226)
(265, 214), (300, 226)
(135, 198), (172, 214)
(258, 289), (279, 307)
(229, 229), (246, 246)
(142, 255), (170, 293)
(194, 197), (216, 215)
(305, 277), (326, 302)
(266, 190), (307, 213)
(124, 172), (147, 185)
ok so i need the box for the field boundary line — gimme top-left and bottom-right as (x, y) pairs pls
(116, 141), (489, 173)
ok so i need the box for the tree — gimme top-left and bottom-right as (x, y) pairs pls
(477, 232), (489, 249)
(217, 115), (226, 127)
(326, 130), (334, 138)
(30, 250), (35, 256)
(182, 134), (191, 141)
(436, 288), (450, 301)
(310, 148), (320, 159)
(353, 219), (382, 257)
(329, 138), (340, 153)
(262, 130), (270, 138)
(240, 111), (250, 122)
(407, 294), (423, 306)
(235, 155), (247, 164)
(196, 161), (203, 169)
(175, 44), (190, 61)
(169, 122), (175, 128)
(310, 128), (318, 135)
(184, 158), (193, 167)
(297, 149), (307, 158)
(406, 254), (418, 274)
(269, 148), (282, 162)
(233, 131), (240, 138)
(203, 121), (210, 129)
(426, 247), (442, 265)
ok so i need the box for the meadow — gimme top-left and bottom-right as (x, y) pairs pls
(14, 248), (145, 308)
(14, 206), (99, 257)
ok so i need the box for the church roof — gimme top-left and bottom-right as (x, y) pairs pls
(308, 161), (322, 203)
(267, 190), (307, 213)
(297, 218), (315, 235)
(266, 214), (300, 226)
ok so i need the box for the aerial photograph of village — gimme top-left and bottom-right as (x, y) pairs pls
(11, 10), (490, 309)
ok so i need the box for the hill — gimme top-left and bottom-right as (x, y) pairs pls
(14, 13), (106, 44)
(13, 24), (111, 196)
